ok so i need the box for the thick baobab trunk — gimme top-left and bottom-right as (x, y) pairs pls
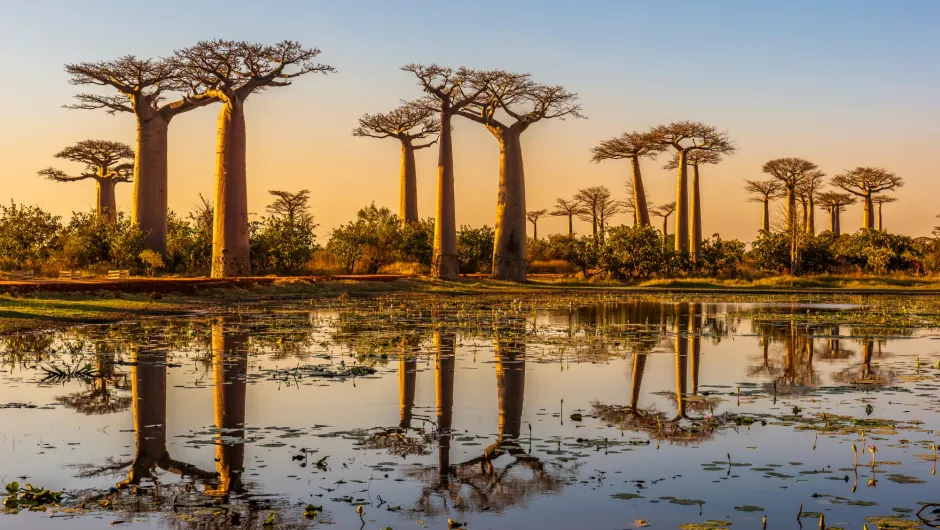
(862, 193), (874, 230)
(133, 115), (170, 254)
(830, 208), (837, 235)
(531, 220), (538, 241)
(800, 198), (809, 234)
(630, 157), (650, 226)
(399, 139), (418, 224)
(433, 112), (458, 279)
(690, 164), (703, 261)
(591, 210), (598, 240)
(662, 216), (668, 243)
(761, 198), (770, 232)
(492, 129), (527, 282)
(877, 204), (883, 231)
(674, 150), (689, 253)
(97, 179), (117, 222)
(567, 214), (573, 237)
(807, 195), (816, 235)
(786, 186), (801, 275)
(211, 319), (248, 496)
(835, 208), (842, 237)
(211, 98), (251, 278)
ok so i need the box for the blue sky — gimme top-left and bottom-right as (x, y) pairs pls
(1, 0), (937, 239)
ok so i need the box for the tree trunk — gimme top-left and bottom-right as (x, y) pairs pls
(863, 193), (874, 229)
(690, 163), (702, 261)
(761, 198), (770, 232)
(567, 214), (573, 237)
(631, 157), (650, 226)
(432, 111), (458, 279)
(591, 209), (598, 240)
(399, 139), (418, 224)
(133, 114), (170, 255)
(531, 220), (538, 241)
(662, 216), (668, 241)
(807, 195), (816, 236)
(97, 179), (117, 222)
(877, 204), (883, 231)
(835, 208), (841, 237)
(124, 349), (168, 485)
(830, 208), (837, 235)
(211, 318), (248, 496)
(674, 150), (689, 253)
(492, 128), (527, 282)
(211, 97), (251, 278)
(801, 198), (809, 234)
(495, 338), (525, 440)
(787, 186), (801, 275)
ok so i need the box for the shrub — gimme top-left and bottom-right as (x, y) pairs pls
(457, 225), (495, 274)
(749, 230), (790, 273)
(699, 234), (746, 277)
(139, 249), (165, 276)
(0, 202), (62, 270)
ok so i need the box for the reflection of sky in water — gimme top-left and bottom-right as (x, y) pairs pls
(0, 300), (937, 529)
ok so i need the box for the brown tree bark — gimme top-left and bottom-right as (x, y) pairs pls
(97, 179), (118, 222)
(674, 151), (689, 253)
(807, 194), (816, 235)
(567, 214), (574, 237)
(209, 318), (248, 497)
(835, 208), (841, 236)
(492, 127), (528, 282)
(630, 157), (651, 226)
(761, 198), (770, 232)
(399, 139), (419, 224)
(211, 97), (251, 278)
(829, 208), (837, 235)
(690, 163), (703, 261)
(863, 193), (874, 229)
(786, 185), (801, 275)
(877, 203), (883, 230)
(433, 111), (459, 279)
(133, 114), (170, 254)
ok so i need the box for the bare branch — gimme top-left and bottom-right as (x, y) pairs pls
(743, 179), (785, 202)
(591, 131), (664, 162)
(353, 99), (440, 141)
(831, 167), (903, 197)
(37, 167), (93, 182)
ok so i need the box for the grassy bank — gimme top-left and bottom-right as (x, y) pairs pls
(2, 274), (940, 336)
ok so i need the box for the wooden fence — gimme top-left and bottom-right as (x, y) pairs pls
(107, 270), (130, 279)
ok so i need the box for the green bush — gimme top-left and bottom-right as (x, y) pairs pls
(0, 202), (62, 270)
(699, 234), (746, 277)
(748, 230), (790, 273)
(457, 225), (495, 274)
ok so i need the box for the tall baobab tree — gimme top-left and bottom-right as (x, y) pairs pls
(664, 149), (728, 260)
(651, 202), (676, 245)
(797, 170), (826, 235)
(174, 40), (334, 278)
(575, 186), (614, 241)
(743, 179), (784, 233)
(590, 131), (664, 226)
(648, 122), (734, 254)
(37, 140), (134, 221)
(871, 195), (898, 231)
(550, 198), (582, 237)
(816, 191), (856, 236)
(457, 70), (583, 282)
(762, 157), (820, 274)
(831, 167), (903, 230)
(526, 209), (548, 240)
(402, 65), (489, 280)
(352, 100), (439, 225)
(597, 194), (624, 238)
(65, 56), (217, 253)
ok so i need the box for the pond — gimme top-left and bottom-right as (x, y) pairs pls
(1, 295), (939, 529)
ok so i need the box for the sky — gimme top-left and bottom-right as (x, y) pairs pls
(0, 0), (938, 242)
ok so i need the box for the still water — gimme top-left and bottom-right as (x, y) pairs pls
(1, 297), (938, 529)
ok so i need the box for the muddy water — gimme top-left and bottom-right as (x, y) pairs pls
(1, 299), (938, 529)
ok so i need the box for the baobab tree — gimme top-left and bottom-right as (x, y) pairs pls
(550, 198), (582, 237)
(797, 170), (826, 235)
(352, 100), (439, 224)
(402, 65), (489, 280)
(590, 131), (663, 226)
(831, 167), (903, 230)
(664, 148), (728, 260)
(816, 191), (856, 236)
(65, 56), (217, 253)
(743, 179), (784, 233)
(871, 195), (898, 231)
(651, 202), (676, 244)
(762, 157), (820, 274)
(526, 209), (548, 240)
(648, 122), (734, 254)
(37, 140), (134, 221)
(597, 195), (625, 238)
(174, 40), (334, 278)
(457, 70), (583, 282)
(575, 186), (615, 241)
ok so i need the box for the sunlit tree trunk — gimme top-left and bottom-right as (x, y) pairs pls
(133, 114), (170, 254)
(567, 214), (573, 237)
(399, 138), (418, 224)
(690, 164), (703, 261)
(835, 208), (842, 236)
(433, 111), (458, 279)
(630, 157), (650, 226)
(877, 203), (883, 231)
(495, 337), (525, 440)
(674, 151), (689, 253)
(761, 198), (770, 233)
(863, 193), (874, 229)
(209, 318), (248, 497)
(829, 208), (837, 235)
(97, 179), (117, 222)
(807, 194), (816, 235)
(786, 185), (801, 275)
(211, 97), (251, 277)
(492, 127), (527, 282)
